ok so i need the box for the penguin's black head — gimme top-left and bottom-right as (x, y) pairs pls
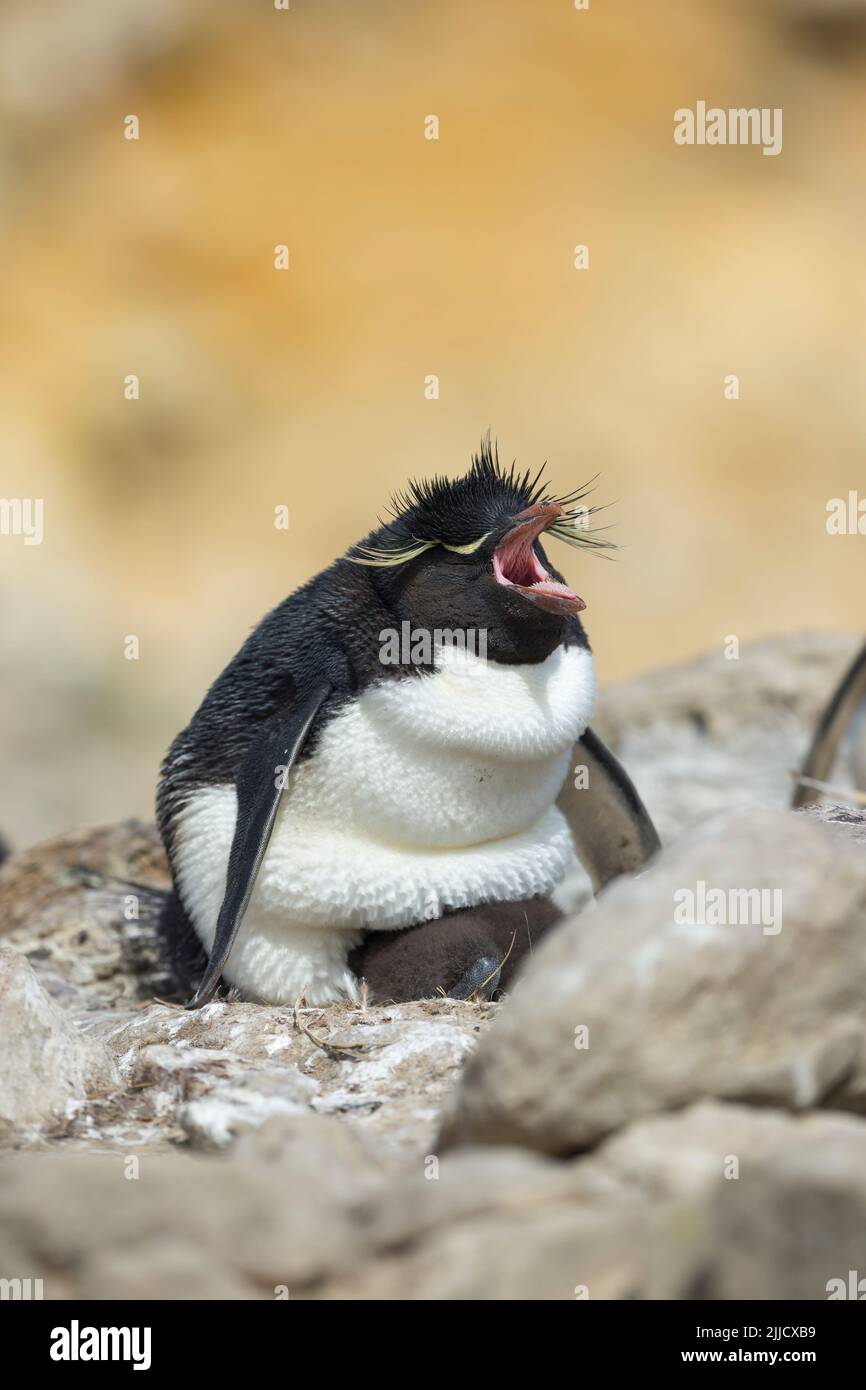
(347, 439), (614, 664)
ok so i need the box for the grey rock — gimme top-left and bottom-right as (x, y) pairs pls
(442, 809), (866, 1154)
(0, 1122), (636, 1299)
(126, 1043), (318, 1151)
(179, 1074), (319, 1152)
(598, 632), (859, 746)
(594, 631), (861, 844)
(0, 1145), (374, 1295)
(0, 945), (119, 1141)
(804, 801), (866, 849)
(320, 1102), (866, 1300)
(695, 1117), (866, 1301)
(321, 1204), (660, 1301)
(58, 996), (488, 1158)
(3, 1092), (866, 1300)
(593, 1102), (866, 1300)
(0, 819), (172, 1001)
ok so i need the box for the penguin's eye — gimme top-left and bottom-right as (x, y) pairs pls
(440, 532), (491, 555)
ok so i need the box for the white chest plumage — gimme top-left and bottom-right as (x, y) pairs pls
(172, 642), (595, 1003)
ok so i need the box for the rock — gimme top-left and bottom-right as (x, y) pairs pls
(589, 1100), (813, 1202)
(0, 1144), (377, 1296)
(0, 1122), (642, 1299)
(593, 631), (861, 844)
(234, 1110), (390, 1175)
(0, 819), (172, 1000)
(591, 1102), (866, 1300)
(694, 1113), (866, 1301)
(0, 819), (169, 934)
(102, 1001), (306, 1072)
(3, 1119), (572, 1297)
(329, 1142), (614, 1254)
(305, 1011), (481, 1144)
(442, 809), (866, 1155)
(319, 1102), (866, 1300)
(804, 802), (866, 849)
(179, 1074), (319, 1152)
(598, 632), (859, 746)
(16, 996), (490, 1158)
(0, 945), (119, 1141)
(4, 1086), (866, 1298)
(322, 1203), (660, 1301)
(122, 1042), (318, 1151)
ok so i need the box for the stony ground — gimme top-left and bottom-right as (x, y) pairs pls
(2, 631), (866, 1299)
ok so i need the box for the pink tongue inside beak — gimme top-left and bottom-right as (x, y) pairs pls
(493, 503), (586, 615)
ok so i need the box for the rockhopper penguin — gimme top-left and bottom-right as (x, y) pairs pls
(157, 441), (658, 1006)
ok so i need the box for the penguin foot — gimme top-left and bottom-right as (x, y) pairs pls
(448, 954), (502, 1001)
(293, 968), (361, 1008)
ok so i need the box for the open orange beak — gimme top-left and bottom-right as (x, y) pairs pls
(492, 502), (586, 616)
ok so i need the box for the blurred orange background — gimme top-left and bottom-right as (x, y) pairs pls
(1, 0), (864, 844)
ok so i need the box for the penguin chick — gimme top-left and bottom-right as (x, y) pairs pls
(156, 439), (615, 1007)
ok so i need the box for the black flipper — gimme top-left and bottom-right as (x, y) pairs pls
(792, 639), (866, 808)
(187, 681), (331, 1008)
(557, 725), (660, 892)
